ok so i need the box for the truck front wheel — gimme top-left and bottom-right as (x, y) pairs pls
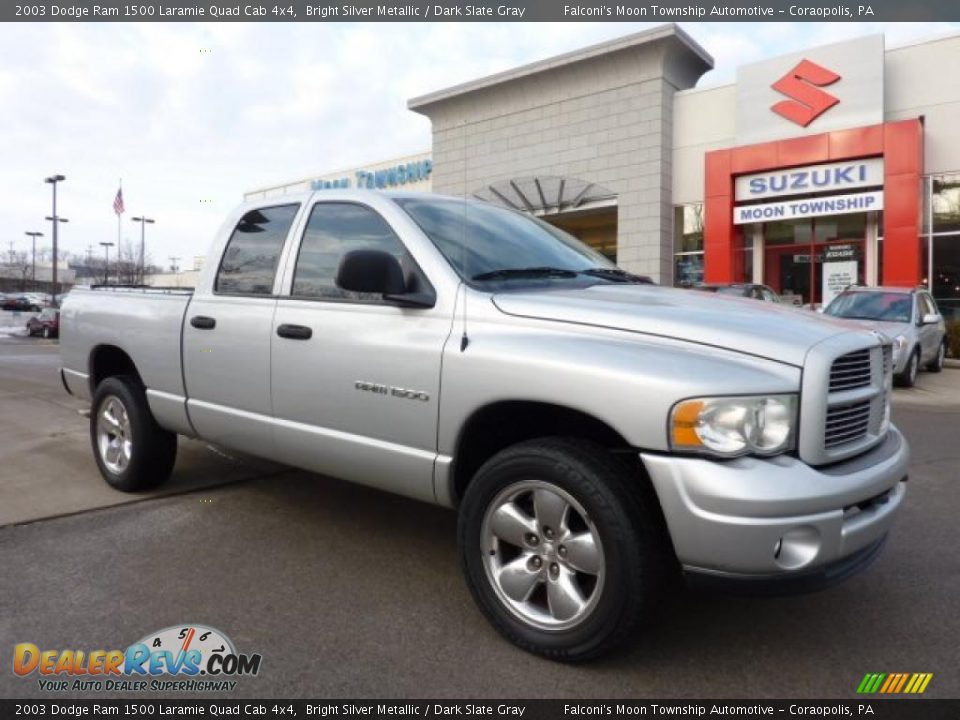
(90, 375), (177, 492)
(458, 437), (670, 661)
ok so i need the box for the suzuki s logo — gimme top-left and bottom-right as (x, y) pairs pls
(771, 59), (841, 127)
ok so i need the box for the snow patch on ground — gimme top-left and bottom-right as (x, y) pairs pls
(0, 325), (28, 339)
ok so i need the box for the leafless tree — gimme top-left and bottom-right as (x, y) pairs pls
(7, 251), (32, 291)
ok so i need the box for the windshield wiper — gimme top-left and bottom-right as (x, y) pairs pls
(579, 268), (652, 284)
(472, 267), (578, 281)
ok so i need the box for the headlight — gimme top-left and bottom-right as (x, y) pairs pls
(670, 395), (797, 458)
(891, 335), (908, 364)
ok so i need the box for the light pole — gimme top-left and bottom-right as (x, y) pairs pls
(100, 242), (115, 285)
(44, 174), (66, 299)
(45, 216), (68, 298)
(25, 231), (43, 291)
(131, 216), (155, 284)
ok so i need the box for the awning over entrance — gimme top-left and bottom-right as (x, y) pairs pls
(473, 176), (615, 216)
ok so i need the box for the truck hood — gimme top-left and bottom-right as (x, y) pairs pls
(492, 284), (867, 366)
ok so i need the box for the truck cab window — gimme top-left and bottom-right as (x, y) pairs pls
(215, 204), (300, 295)
(292, 202), (406, 301)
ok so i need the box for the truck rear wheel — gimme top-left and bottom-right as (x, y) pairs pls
(458, 437), (670, 661)
(91, 375), (177, 492)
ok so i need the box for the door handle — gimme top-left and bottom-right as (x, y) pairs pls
(190, 315), (216, 330)
(276, 323), (313, 340)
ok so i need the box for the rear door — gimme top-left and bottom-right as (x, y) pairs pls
(182, 203), (301, 458)
(269, 200), (452, 503)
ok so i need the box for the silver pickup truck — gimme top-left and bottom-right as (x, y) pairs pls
(61, 190), (909, 660)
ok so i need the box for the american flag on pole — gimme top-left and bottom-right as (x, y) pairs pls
(113, 187), (125, 215)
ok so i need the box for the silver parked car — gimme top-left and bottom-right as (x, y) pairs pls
(823, 286), (947, 387)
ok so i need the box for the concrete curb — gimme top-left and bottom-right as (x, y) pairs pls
(945, 358), (960, 369)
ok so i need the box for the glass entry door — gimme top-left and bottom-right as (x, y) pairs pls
(763, 215), (867, 309)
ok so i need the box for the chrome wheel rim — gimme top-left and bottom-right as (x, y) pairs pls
(97, 396), (132, 474)
(909, 353), (918, 382)
(938, 344), (945, 368)
(481, 480), (605, 631)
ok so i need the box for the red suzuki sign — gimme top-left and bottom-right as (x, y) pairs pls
(771, 59), (841, 127)
(735, 35), (883, 145)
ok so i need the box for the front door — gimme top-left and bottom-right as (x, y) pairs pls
(269, 201), (453, 504)
(915, 293), (942, 363)
(763, 216), (866, 309)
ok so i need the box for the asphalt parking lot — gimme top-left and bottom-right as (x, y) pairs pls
(1, 332), (958, 699)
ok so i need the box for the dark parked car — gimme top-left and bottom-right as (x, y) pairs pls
(26, 308), (59, 338)
(693, 283), (781, 303)
(2, 294), (42, 312)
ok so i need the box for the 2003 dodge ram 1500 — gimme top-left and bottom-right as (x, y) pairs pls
(61, 191), (909, 660)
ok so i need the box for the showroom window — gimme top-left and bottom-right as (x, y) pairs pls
(673, 204), (703, 287)
(928, 174), (960, 320)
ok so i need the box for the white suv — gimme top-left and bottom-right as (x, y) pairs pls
(824, 286), (948, 387)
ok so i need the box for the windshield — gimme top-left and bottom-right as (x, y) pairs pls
(394, 197), (616, 284)
(824, 291), (913, 323)
(698, 285), (745, 296)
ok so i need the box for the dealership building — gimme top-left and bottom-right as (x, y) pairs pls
(248, 24), (960, 315)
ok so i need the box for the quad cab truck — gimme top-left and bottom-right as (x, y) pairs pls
(61, 191), (909, 661)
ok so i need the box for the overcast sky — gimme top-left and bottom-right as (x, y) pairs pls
(1, 21), (957, 269)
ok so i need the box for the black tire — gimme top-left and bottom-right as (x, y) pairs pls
(90, 375), (177, 492)
(895, 348), (920, 388)
(458, 437), (672, 661)
(927, 341), (946, 373)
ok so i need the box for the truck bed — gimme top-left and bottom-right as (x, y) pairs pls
(59, 286), (194, 403)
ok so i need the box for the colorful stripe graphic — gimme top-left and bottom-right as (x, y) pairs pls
(857, 673), (933, 694)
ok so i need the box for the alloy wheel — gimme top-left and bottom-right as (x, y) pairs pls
(481, 480), (605, 631)
(97, 396), (133, 474)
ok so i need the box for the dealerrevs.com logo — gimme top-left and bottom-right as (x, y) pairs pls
(13, 624), (262, 693)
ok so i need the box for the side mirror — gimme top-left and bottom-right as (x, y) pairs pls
(921, 312), (941, 325)
(335, 250), (435, 308)
(336, 249), (406, 295)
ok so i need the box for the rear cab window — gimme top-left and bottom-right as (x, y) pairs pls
(215, 204), (301, 295)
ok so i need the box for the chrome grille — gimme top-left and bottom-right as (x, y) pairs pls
(829, 349), (872, 391)
(825, 399), (872, 448)
(800, 339), (891, 465)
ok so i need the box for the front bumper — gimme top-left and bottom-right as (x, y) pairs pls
(641, 426), (909, 590)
